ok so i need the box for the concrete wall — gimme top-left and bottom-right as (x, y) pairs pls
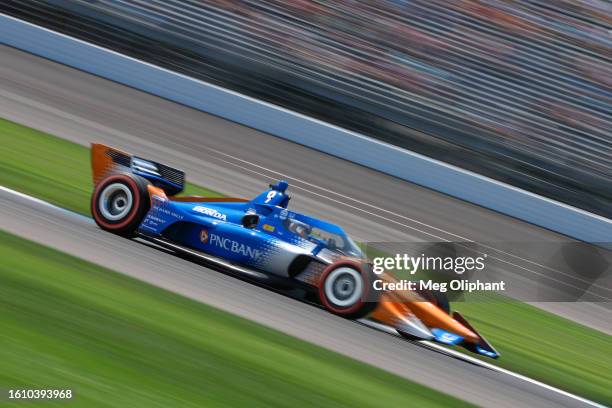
(2, 13), (610, 243)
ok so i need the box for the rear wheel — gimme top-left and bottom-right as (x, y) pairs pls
(318, 261), (379, 319)
(91, 173), (150, 236)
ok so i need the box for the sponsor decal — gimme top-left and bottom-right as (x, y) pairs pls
(431, 328), (463, 345)
(209, 234), (261, 259)
(476, 346), (498, 358)
(158, 207), (183, 219)
(193, 205), (227, 221)
(200, 228), (209, 244)
(132, 157), (160, 176)
(263, 224), (275, 232)
(279, 209), (288, 220)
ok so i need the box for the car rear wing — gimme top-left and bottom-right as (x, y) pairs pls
(91, 143), (185, 196)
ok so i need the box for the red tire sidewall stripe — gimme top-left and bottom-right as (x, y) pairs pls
(92, 174), (142, 230)
(318, 260), (371, 315)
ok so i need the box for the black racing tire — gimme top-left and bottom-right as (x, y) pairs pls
(91, 173), (150, 236)
(318, 260), (379, 319)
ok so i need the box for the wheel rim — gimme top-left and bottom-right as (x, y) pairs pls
(98, 182), (133, 221)
(324, 267), (363, 307)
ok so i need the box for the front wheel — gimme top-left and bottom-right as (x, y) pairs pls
(91, 173), (150, 236)
(318, 261), (379, 319)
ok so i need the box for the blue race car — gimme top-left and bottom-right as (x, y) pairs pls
(89, 143), (500, 359)
(90, 143), (379, 318)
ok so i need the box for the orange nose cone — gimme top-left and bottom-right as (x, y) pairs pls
(370, 296), (412, 325)
(372, 293), (480, 343)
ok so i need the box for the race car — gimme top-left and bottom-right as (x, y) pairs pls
(90, 143), (499, 359)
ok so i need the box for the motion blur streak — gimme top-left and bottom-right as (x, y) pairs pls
(0, 185), (603, 408)
(3, 0), (610, 215)
(0, 45), (610, 333)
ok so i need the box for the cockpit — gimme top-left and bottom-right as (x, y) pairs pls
(285, 218), (363, 257)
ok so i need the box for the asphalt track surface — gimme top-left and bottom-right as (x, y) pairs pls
(1, 45), (610, 332)
(0, 186), (602, 408)
(0, 45), (610, 407)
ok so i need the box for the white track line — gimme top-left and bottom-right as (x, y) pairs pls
(359, 320), (606, 408)
(1, 185), (608, 407)
(0, 185), (91, 220)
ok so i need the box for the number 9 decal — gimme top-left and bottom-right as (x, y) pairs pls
(265, 190), (277, 203)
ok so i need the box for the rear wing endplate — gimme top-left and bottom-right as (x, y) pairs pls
(91, 143), (184, 196)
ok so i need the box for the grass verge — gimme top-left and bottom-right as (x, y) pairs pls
(0, 230), (470, 407)
(1, 118), (611, 404)
(459, 297), (611, 404)
(0, 119), (219, 215)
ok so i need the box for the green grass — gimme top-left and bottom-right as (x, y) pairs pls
(458, 298), (612, 404)
(0, 230), (470, 408)
(1, 117), (611, 404)
(362, 246), (612, 404)
(0, 119), (220, 215)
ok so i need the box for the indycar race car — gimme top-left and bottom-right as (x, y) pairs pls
(90, 143), (499, 359)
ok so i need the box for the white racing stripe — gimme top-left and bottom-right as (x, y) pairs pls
(0, 184), (606, 408)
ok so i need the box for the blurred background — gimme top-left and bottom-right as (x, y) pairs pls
(2, 1), (612, 406)
(2, 0), (611, 216)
